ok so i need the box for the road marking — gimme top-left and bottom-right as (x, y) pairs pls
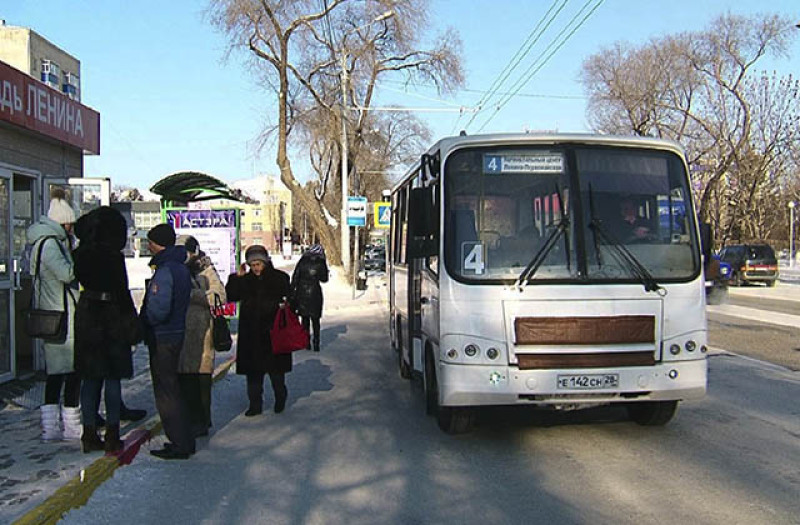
(706, 304), (800, 329)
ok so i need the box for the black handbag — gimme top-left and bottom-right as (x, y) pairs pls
(212, 294), (232, 352)
(24, 237), (69, 343)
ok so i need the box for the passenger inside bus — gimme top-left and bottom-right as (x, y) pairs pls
(494, 222), (542, 267)
(612, 197), (652, 243)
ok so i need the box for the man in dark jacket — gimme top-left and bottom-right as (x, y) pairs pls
(140, 223), (194, 459)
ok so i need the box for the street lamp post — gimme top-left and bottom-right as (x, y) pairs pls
(790, 201), (796, 268)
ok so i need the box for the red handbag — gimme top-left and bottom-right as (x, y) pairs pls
(270, 303), (310, 354)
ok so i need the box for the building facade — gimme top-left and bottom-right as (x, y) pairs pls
(217, 176), (292, 253)
(0, 24), (100, 383)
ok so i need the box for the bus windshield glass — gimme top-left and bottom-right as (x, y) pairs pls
(443, 145), (699, 284)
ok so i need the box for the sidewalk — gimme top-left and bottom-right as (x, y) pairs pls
(0, 261), (387, 523)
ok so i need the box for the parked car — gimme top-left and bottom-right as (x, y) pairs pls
(718, 244), (779, 287)
(363, 246), (386, 272)
(705, 254), (732, 304)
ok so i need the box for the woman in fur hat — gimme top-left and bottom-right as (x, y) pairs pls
(26, 188), (81, 442)
(72, 206), (140, 453)
(225, 245), (291, 416)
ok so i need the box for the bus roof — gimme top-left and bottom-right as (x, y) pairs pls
(392, 132), (686, 192)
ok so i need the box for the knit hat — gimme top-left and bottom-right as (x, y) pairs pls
(47, 188), (76, 225)
(147, 223), (176, 248)
(245, 245), (270, 265)
(177, 235), (199, 254)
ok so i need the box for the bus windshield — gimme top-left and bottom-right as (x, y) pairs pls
(443, 145), (699, 284)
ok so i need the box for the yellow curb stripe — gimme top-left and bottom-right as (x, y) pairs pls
(13, 356), (237, 524)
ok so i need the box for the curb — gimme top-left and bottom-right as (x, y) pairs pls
(14, 356), (236, 525)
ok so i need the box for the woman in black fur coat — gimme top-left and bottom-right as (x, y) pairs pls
(73, 206), (139, 453)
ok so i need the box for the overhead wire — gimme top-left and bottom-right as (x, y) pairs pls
(475, 0), (605, 133)
(458, 0), (568, 133)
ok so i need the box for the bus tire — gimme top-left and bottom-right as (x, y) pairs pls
(437, 407), (475, 435)
(425, 350), (475, 433)
(627, 400), (678, 426)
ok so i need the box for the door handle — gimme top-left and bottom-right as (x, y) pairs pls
(12, 257), (21, 289)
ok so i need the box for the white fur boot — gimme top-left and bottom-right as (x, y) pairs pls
(61, 406), (82, 440)
(40, 404), (63, 441)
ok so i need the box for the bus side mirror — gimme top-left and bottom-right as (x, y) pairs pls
(699, 223), (713, 262)
(407, 187), (436, 259)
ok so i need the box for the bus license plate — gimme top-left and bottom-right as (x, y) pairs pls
(557, 374), (619, 390)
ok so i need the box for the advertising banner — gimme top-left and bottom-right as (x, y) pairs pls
(166, 208), (239, 315)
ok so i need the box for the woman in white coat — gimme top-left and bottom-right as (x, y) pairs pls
(27, 190), (81, 441)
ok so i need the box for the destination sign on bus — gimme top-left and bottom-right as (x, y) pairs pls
(483, 153), (564, 174)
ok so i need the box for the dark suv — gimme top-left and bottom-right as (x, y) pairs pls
(718, 244), (779, 287)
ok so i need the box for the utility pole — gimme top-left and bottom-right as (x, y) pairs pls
(340, 52), (350, 274)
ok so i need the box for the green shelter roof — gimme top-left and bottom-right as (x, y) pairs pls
(149, 171), (257, 204)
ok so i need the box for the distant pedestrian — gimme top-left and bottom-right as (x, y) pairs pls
(289, 244), (329, 352)
(177, 236), (226, 437)
(73, 206), (141, 453)
(27, 190), (80, 442)
(226, 245), (291, 416)
(140, 224), (195, 459)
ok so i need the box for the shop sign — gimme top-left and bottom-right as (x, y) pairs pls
(0, 59), (100, 154)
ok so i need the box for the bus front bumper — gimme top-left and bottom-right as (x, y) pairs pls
(437, 359), (707, 407)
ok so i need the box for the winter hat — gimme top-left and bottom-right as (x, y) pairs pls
(177, 235), (199, 254)
(245, 245), (270, 265)
(47, 188), (76, 225)
(147, 223), (176, 247)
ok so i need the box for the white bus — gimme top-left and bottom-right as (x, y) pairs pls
(389, 133), (710, 434)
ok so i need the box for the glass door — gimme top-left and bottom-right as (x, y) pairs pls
(0, 170), (14, 382)
(13, 173), (39, 375)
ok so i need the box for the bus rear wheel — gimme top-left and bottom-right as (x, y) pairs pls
(425, 350), (474, 434)
(627, 400), (678, 426)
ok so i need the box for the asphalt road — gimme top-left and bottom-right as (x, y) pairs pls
(59, 296), (800, 525)
(707, 285), (800, 371)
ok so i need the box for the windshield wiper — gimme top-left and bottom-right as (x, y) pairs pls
(513, 219), (568, 291)
(514, 184), (571, 291)
(588, 218), (664, 294)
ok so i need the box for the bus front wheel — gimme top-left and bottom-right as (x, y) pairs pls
(627, 400), (678, 426)
(425, 350), (474, 434)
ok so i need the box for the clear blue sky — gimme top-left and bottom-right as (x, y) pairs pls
(2, 1), (798, 191)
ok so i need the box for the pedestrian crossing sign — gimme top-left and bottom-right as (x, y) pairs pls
(374, 202), (391, 229)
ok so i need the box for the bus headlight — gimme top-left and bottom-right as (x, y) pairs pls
(464, 344), (479, 357)
(446, 348), (458, 360)
(669, 344), (681, 355)
(685, 340), (696, 352)
(486, 347), (499, 360)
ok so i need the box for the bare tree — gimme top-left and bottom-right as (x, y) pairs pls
(208, 0), (463, 266)
(580, 13), (798, 245)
